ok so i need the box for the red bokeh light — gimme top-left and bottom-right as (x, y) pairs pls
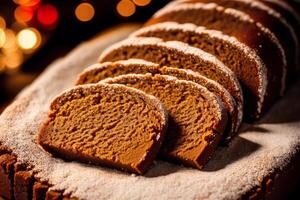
(37, 4), (59, 29)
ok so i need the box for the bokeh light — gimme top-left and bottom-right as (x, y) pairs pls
(13, 0), (40, 7)
(133, 0), (151, 6)
(0, 16), (6, 29)
(4, 49), (24, 70)
(3, 29), (17, 50)
(17, 28), (41, 50)
(0, 29), (6, 48)
(14, 6), (34, 23)
(0, 55), (5, 72)
(75, 3), (95, 22)
(37, 4), (59, 28)
(117, 0), (136, 17)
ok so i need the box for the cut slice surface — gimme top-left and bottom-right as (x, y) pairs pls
(77, 59), (239, 141)
(146, 2), (286, 118)
(172, 0), (298, 82)
(99, 37), (243, 122)
(38, 83), (168, 174)
(102, 74), (228, 169)
(132, 22), (265, 120)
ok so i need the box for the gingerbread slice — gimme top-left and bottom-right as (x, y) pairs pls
(77, 59), (238, 141)
(171, 0), (298, 83)
(99, 37), (243, 123)
(145, 2), (287, 119)
(102, 74), (228, 169)
(38, 83), (168, 175)
(132, 22), (266, 120)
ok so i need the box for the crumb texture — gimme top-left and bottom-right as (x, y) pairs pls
(103, 74), (227, 168)
(78, 59), (238, 140)
(38, 83), (167, 174)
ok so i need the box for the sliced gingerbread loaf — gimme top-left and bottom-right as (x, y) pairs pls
(172, 0), (298, 83)
(102, 74), (228, 169)
(145, 2), (287, 118)
(99, 37), (243, 122)
(132, 22), (266, 120)
(38, 83), (168, 175)
(77, 59), (239, 141)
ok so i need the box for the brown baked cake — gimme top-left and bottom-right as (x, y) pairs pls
(102, 73), (228, 169)
(145, 2), (287, 118)
(77, 59), (239, 141)
(171, 0), (298, 83)
(99, 37), (243, 122)
(38, 83), (168, 175)
(132, 22), (266, 120)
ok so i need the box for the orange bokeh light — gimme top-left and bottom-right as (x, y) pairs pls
(133, 0), (151, 6)
(37, 4), (59, 28)
(14, 6), (34, 23)
(0, 16), (6, 29)
(75, 3), (95, 22)
(13, 0), (40, 7)
(117, 0), (136, 17)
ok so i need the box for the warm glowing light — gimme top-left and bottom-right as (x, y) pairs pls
(0, 16), (6, 29)
(0, 56), (5, 72)
(75, 3), (95, 22)
(117, 0), (136, 17)
(14, 6), (34, 23)
(13, 0), (40, 7)
(4, 49), (23, 70)
(0, 29), (6, 48)
(3, 29), (17, 49)
(17, 28), (41, 50)
(133, 0), (151, 6)
(37, 4), (59, 28)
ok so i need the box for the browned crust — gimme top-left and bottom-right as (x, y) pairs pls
(0, 144), (78, 200)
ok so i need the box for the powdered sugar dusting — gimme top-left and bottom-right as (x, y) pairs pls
(99, 37), (243, 104)
(0, 25), (300, 200)
(50, 82), (168, 129)
(131, 22), (266, 118)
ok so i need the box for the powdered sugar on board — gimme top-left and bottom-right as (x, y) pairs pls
(0, 24), (300, 200)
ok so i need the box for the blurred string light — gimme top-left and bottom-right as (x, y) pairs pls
(117, 0), (136, 17)
(13, 0), (40, 8)
(17, 28), (41, 51)
(14, 6), (35, 23)
(37, 4), (59, 29)
(3, 29), (17, 50)
(133, 0), (152, 7)
(1, 0), (59, 73)
(4, 49), (24, 70)
(0, 29), (6, 48)
(0, 16), (6, 28)
(75, 2), (95, 22)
